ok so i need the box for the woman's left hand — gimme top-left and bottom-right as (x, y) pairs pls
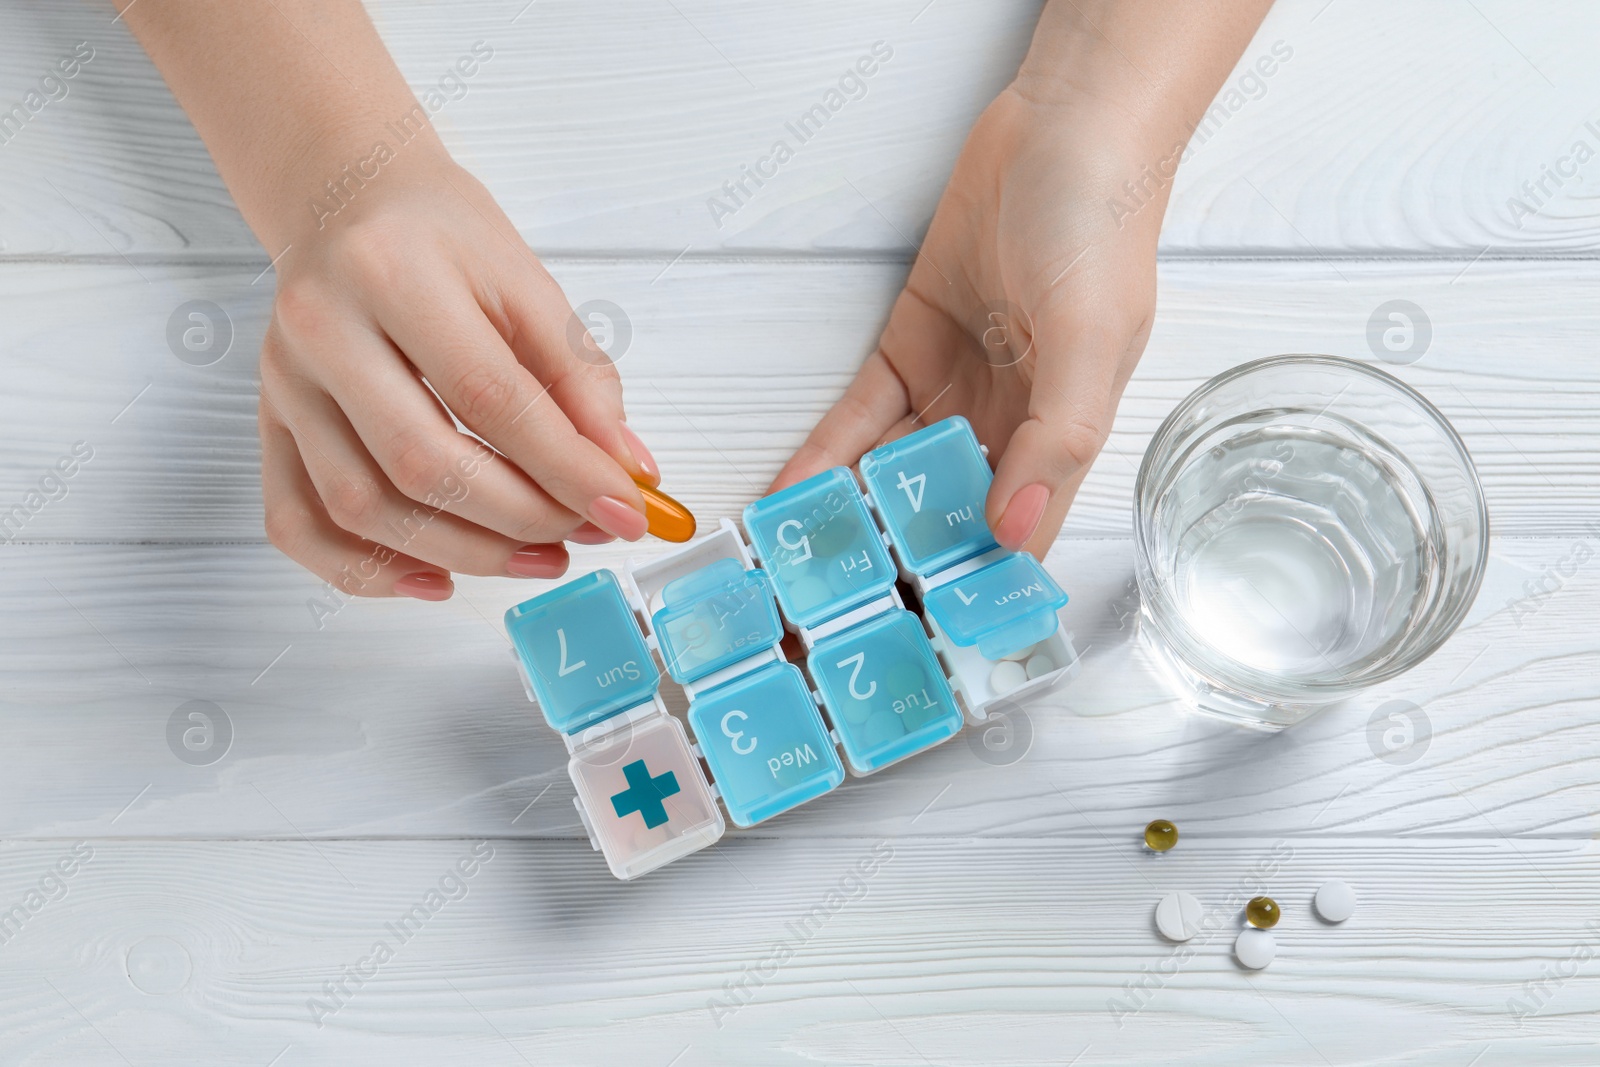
(773, 0), (1276, 556)
(770, 85), (1167, 557)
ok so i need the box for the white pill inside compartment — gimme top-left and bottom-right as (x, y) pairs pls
(989, 660), (1028, 693)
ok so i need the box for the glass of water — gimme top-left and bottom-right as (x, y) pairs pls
(1133, 355), (1488, 729)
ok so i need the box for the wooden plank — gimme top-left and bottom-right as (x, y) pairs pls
(2, 1), (1598, 257)
(0, 535), (1589, 841)
(1, 3), (1591, 1059)
(0, 837), (1594, 1064)
(0, 257), (1596, 543)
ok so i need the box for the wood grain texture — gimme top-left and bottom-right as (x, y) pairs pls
(2, 2), (1598, 1062)
(3, 1), (1600, 257)
(1, 257), (1597, 543)
(0, 536), (1587, 843)
(0, 838), (1595, 1065)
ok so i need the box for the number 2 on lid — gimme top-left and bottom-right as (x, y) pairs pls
(837, 652), (878, 700)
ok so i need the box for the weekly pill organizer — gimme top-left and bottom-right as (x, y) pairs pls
(505, 416), (1077, 879)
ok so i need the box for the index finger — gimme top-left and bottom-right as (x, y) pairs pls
(377, 286), (650, 542)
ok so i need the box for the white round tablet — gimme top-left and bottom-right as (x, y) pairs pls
(1314, 879), (1356, 923)
(1234, 927), (1275, 970)
(1154, 890), (1203, 942)
(989, 660), (1028, 693)
(1024, 653), (1054, 679)
(1000, 642), (1037, 662)
(648, 588), (666, 617)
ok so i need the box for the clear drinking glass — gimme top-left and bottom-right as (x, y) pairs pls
(1133, 355), (1489, 729)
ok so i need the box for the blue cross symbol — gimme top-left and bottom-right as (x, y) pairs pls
(610, 759), (680, 829)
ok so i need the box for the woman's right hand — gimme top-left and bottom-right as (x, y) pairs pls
(259, 155), (657, 601)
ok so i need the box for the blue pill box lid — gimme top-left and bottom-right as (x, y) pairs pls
(922, 553), (1068, 661)
(808, 609), (963, 775)
(504, 570), (661, 734)
(742, 467), (895, 629)
(686, 660), (844, 827)
(859, 415), (998, 576)
(651, 558), (783, 684)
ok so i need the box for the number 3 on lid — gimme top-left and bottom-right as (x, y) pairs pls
(686, 662), (843, 827)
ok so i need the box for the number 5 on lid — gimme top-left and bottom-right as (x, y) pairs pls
(742, 468), (894, 628)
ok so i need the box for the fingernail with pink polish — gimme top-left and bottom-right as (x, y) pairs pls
(567, 522), (617, 545)
(507, 544), (570, 579)
(993, 483), (1051, 550)
(618, 422), (659, 484)
(395, 572), (454, 601)
(590, 495), (649, 542)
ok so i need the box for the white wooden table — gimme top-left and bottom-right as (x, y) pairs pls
(2, 2), (1597, 1063)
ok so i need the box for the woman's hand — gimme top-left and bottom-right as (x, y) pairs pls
(122, 0), (659, 600)
(773, 90), (1162, 557)
(773, 0), (1275, 558)
(259, 155), (656, 601)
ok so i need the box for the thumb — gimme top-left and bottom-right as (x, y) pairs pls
(985, 311), (1126, 557)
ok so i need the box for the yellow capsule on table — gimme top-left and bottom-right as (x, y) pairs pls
(1246, 895), (1280, 929)
(1144, 819), (1178, 852)
(635, 478), (697, 543)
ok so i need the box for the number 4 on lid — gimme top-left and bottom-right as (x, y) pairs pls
(860, 416), (998, 576)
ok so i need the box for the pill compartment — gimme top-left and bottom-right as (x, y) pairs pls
(651, 558), (782, 685)
(807, 609), (963, 775)
(628, 521), (846, 830)
(504, 570), (661, 734)
(506, 568), (726, 880)
(922, 551), (1069, 661)
(568, 709), (725, 880)
(854, 417), (1077, 721)
(686, 660), (844, 827)
(742, 468), (895, 628)
(931, 616), (1081, 722)
(629, 517), (756, 619)
(858, 420), (1068, 663)
(859, 415), (997, 577)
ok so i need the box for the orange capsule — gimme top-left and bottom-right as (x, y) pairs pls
(635, 478), (697, 543)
